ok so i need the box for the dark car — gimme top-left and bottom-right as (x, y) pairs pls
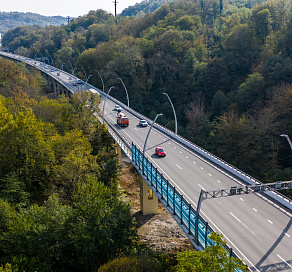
(139, 120), (148, 127)
(155, 146), (166, 157)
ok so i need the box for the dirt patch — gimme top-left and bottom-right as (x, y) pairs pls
(119, 154), (194, 254)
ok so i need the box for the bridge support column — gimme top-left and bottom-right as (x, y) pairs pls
(140, 176), (158, 215)
(114, 142), (122, 165)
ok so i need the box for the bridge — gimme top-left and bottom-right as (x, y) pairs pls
(1, 51), (292, 272)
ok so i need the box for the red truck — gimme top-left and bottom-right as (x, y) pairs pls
(117, 112), (129, 127)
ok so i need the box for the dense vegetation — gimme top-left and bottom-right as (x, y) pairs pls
(0, 58), (247, 271)
(0, 11), (66, 34)
(2, 0), (292, 191)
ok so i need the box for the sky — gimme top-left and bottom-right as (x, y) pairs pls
(0, 0), (144, 17)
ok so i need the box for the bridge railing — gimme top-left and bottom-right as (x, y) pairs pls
(92, 85), (292, 212)
(132, 142), (246, 272)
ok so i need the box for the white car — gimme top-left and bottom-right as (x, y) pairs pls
(114, 105), (122, 112)
(139, 120), (148, 127)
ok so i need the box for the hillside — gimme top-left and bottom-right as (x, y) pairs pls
(0, 11), (66, 33)
(2, 0), (292, 197)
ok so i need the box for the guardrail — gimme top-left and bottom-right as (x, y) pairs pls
(0, 52), (254, 270)
(131, 143), (247, 272)
(2, 52), (291, 211)
(93, 86), (292, 212)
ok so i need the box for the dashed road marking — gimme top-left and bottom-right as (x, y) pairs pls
(268, 220), (273, 224)
(176, 164), (183, 170)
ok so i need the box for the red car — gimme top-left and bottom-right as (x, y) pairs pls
(155, 146), (166, 157)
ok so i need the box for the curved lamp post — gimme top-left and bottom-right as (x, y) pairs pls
(58, 59), (65, 70)
(118, 77), (129, 107)
(163, 92), (177, 134)
(95, 70), (104, 94)
(68, 60), (77, 75)
(280, 134), (292, 151)
(102, 86), (115, 123)
(85, 74), (92, 91)
(142, 113), (163, 174)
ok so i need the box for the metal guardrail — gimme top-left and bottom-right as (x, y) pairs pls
(131, 143), (246, 272)
(0, 53), (260, 271)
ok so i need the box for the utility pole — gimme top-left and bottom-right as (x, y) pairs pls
(66, 16), (71, 24)
(113, 0), (118, 17)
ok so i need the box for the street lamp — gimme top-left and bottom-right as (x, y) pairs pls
(163, 92), (177, 134)
(142, 113), (163, 174)
(68, 60), (77, 75)
(102, 86), (115, 123)
(95, 70), (104, 94)
(85, 74), (92, 91)
(118, 78), (129, 107)
(280, 134), (292, 151)
(58, 59), (65, 70)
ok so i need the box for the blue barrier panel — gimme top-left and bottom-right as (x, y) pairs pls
(131, 143), (244, 272)
(151, 167), (157, 188)
(162, 176), (168, 200)
(157, 172), (162, 194)
(182, 199), (189, 226)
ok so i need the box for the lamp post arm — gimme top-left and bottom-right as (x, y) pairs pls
(118, 78), (129, 107)
(102, 86), (114, 123)
(163, 92), (177, 134)
(79, 65), (87, 81)
(281, 134), (292, 151)
(142, 114), (163, 173)
(95, 70), (105, 93)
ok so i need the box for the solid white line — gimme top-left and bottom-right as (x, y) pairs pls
(198, 184), (205, 190)
(176, 164), (182, 170)
(277, 254), (292, 268)
(230, 212), (241, 222)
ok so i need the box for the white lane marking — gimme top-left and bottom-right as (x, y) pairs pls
(285, 233), (290, 238)
(186, 156), (189, 158)
(198, 184), (205, 190)
(230, 212), (241, 222)
(268, 220), (273, 224)
(208, 173), (212, 176)
(230, 212), (256, 236)
(176, 164), (182, 170)
(168, 142), (171, 144)
(200, 167), (203, 170)
(180, 151), (182, 153)
(253, 208), (257, 212)
(193, 161), (196, 164)
(277, 254), (292, 269)
(174, 147), (176, 149)
(135, 128), (138, 131)
(159, 135), (161, 137)
(217, 180), (221, 183)
(240, 198), (244, 202)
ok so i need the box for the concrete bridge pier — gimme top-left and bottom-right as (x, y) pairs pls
(114, 142), (122, 165)
(140, 176), (158, 215)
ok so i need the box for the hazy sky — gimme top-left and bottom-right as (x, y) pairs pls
(0, 0), (143, 17)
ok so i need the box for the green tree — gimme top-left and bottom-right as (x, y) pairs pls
(69, 177), (138, 271)
(176, 232), (247, 272)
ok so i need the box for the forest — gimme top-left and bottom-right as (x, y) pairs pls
(0, 58), (248, 271)
(0, 11), (65, 34)
(1, 0), (292, 201)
